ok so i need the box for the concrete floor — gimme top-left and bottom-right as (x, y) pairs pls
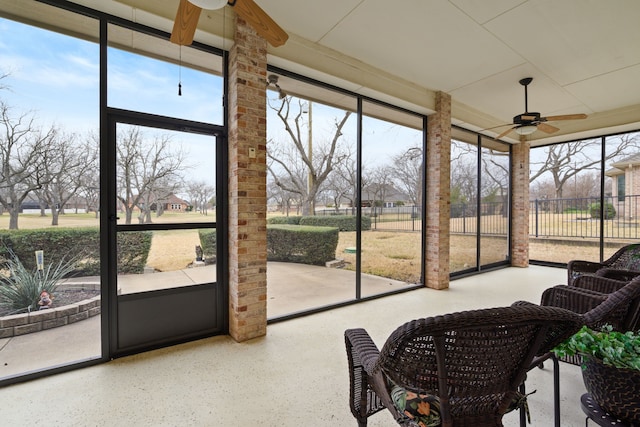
(0, 265), (592, 426)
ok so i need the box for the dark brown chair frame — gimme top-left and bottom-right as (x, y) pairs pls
(567, 243), (640, 285)
(345, 305), (582, 427)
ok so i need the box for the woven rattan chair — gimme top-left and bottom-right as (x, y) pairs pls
(522, 276), (640, 427)
(567, 243), (640, 285)
(344, 305), (582, 427)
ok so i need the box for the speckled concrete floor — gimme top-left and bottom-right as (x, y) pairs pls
(0, 266), (590, 426)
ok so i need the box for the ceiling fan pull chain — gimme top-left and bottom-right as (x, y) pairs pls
(178, 46), (183, 96)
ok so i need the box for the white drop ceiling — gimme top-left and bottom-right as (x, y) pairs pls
(7, 0), (640, 146)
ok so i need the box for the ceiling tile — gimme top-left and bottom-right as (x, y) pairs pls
(319, 0), (524, 92)
(449, 0), (526, 25)
(485, 0), (640, 85)
(566, 64), (640, 112)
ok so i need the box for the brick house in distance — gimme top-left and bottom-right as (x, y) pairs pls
(606, 153), (640, 220)
(160, 194), (190, 213)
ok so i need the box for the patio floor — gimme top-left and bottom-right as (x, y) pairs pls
(0, 265), (592, 426)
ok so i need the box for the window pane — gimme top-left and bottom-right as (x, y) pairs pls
(107, 24), (223, 124)
(361, 101), (423, 289)
(265, 76), (357, 317)
(0, 8), (101, 379)
(115, 124), (216, 225)
(603, 132), (640, 259)
(529, 139), (602, 263)
(450, 137), (478, 272)
(480, 139), (510, 266)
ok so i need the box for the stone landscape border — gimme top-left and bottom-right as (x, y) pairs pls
(0, 284), (100, 339)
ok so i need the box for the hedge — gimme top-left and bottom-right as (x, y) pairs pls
(267, 224), (338, 265)
(0, 228), (152, 275)
(267, 216), (303, 225)
(269, 215), (371, 231)
(198, 229), (217, 262)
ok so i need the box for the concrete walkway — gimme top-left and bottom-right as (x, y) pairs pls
(1, 262), (411, 379)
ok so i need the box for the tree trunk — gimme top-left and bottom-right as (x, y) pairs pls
(51, 208), (60, 226)
(9, 207), (20, 229)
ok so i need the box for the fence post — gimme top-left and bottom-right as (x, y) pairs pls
(535, 199), (539, 238)
(462, 204), (466, 234)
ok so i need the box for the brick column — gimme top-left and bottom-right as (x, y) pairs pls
(511, 138), (530, 267)
(227, 17), (268, 341)
(425, 92), (451, 289)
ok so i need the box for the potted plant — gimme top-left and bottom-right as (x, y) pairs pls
(554, 324), (640, 423)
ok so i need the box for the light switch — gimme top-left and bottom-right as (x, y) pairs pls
(249, 147), (256, 158)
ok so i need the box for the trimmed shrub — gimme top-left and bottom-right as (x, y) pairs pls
(117, 231), (153, 274)
(299, 215), (371, 231)
(0, 228), (152, 275)
(198, 229), (217, 262)
(267, 224), (339, 265)
(267, 216), (303, 225)
(589, 202), (616, 220)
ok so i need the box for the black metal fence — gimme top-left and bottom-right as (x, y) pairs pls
(530, 195), (640, 239)
(316, 195), (640, 239)
(316, 206), (422, 231)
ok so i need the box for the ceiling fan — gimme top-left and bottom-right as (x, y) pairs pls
(170, 0), (288, 47)
(495, 77), (587, 140)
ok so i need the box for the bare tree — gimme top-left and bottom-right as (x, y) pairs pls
(185, 180), (215, 215)
(267, 178), (299, 215)
(0, 101), (57, 229)
(267, 97), (351, 215)
(362, 165), (394, 213)
(35, 132), (96, 225)
(530, 134), (640, 198)
(116, 126), (186, 224)
(390, 146), (423, 206)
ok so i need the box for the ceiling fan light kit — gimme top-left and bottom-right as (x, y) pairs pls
(515, 125), (537, 136)
(188, 0), (227, 9)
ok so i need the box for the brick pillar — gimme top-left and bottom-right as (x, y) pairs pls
(425, 92), (451, 290)
(227, 17), (268, 341)
(511, 138), (530, 267)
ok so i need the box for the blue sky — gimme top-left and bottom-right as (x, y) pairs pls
(0, 17), (220, 185)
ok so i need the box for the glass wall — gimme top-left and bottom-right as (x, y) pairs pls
(529, 132), (640, 264)
(479, 138), (510, 266)
(0, 6), (101, 379)
(450, 133), (479, 273)
(450, 130), (511, 273)
(265, 74), (358, 317)
(603, 132), (640, 260)
(360, 101), (424, 293)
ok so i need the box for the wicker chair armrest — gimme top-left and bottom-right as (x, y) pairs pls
(345, 328), (381, 376)
(568, 259), (603, 275)
(595, 268), (640, 282)
(540, 285), (607, 315)
(571, 274), (627, 294)
(511, 300), (537, 307)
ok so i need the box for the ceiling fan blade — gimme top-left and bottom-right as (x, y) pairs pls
(543, 113), (588, 121)
(233, 0), (288, 47)
(170, 0), (202, 45)
(521, 114), (538, 121)
(496, 126), (515, 139)
(537, 122), (560, 134)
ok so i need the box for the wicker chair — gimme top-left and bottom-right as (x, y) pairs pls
(344, 305), (582, 427)
(523, 276), (640, 427)
(567, 243), (640, 285)
(570, 273), (640, 331)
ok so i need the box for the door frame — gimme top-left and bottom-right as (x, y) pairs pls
(103, 107), (227, 358)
